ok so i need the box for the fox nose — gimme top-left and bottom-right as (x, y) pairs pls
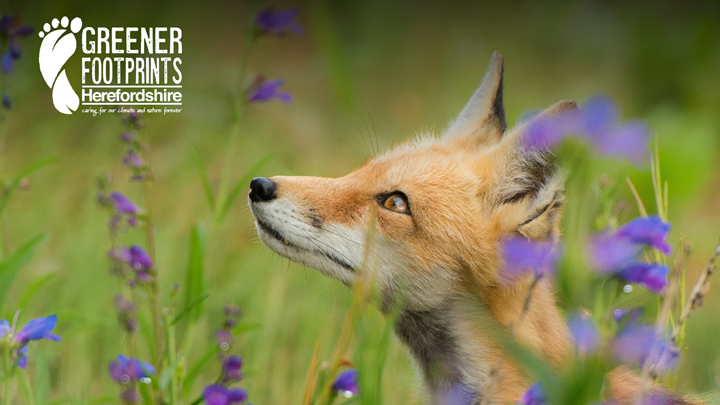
(249, 177), (277, 202)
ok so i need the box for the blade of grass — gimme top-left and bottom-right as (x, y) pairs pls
(0, 233), (48, 309)
(650, 137), (665, 220)
(18, 369), (35, 405)
(173, 293), (210, 325)
(234, 321), (261, 336)
(183, 223), (207, 323)
(182, 345), (216, 397)
(139, 381), (153, 405)
(625, 178), (648, 217)
(16, 273), (56, 312)
(216, 154), (272, 224)
(33, 352), (51, 405)
(0, 157), (57, 217)
(302, 341), (321, 405)
(191, 146), (216, 211)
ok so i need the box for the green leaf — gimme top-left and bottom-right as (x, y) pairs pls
(188, 396), (203, 405)
(0, 232), (48, 309)
(33, 352), (51, 405)
(183, 223), (207, 323)
(139, 381), (153, 405)
(86, 396), (117, 404)
(182, 345), (217, 397)
(216, 154), (272, 224)
(18, 369), (36, 405)
(173, 292), (209, 325)
(47, 398), (86, 405)
(136, 310), (155, 362)
(16, 273), (56, 312)
(191, 146), (216, 211)
(234, 321), (262, 336)
(159, 361), (174, 390)
(0, 157), (57, 217)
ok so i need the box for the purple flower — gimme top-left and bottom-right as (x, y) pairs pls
(120, 389), (138, 404)
(613, 325), (678, 373)
(522, 95), (650, 165)
(523, 108), (582, 150)
(224, 306), (242, 317)
(568, 313), (600, 354)
(202, 384), (248, 405)
(589, 120), (650, 167)
(247, 76), (292, 103)
(122, 112), (142, 128)
(616, 216), (672, 255)
(110, 192), (141, 215)
(0, 319), (10, 338)
(332, 369), (360, 397)
(221, 355), (244, 383)
(582, 95), (619, 135)
(500, 236), (559, 282)
(435, 383), (476, 405)
(616, 262), (668, 294)
(581, 95), (650, 165)
(114, 295), (138, 333)
(653, 341), (681, 373)
(109, 246), (132, 263)
(588, 216), (671, 294)
(2, 93), (10, 109)
(0, 15), (34, 74)
(613, 308), (628, 323)
(14, 315), (62, 346)
(642, 393), (681, 405)
(0, 315), (62, 369)
(517, 382), (546, 405)
(1, 51), (12, 74)
(587, 231), (641, 273)
(17, 346), (28, 369)
(254, 8), (303, 36)
(216, 329), (232, 349)
(123, 150), (145, 168)
(129, 245), (153, 271)
(121, 132), (136, 143)
(0, 15), (10, 31)
(109, 355), (155, 383)
(613, 307), (643, 326)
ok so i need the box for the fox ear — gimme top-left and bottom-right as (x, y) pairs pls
(489, 100), (579, 239)
(444, 52), (506, 149)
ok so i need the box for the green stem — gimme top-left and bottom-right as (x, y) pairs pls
(140, 128), (163, 404)
(18, 371), (34, 405)
(165, 312), (179, 405)
(3, 378), (11, 405)
(0, 214), (7, 259)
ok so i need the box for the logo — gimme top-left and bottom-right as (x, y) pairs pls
(38, 17), (183, 116)
(38, 16), (82, 114)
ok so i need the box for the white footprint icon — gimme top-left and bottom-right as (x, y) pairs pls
(38, 17), (82, 115)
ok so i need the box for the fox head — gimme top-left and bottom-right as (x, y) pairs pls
(248, 52), (576, 312)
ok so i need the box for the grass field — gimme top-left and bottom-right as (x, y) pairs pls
(1, 1), (720, 404)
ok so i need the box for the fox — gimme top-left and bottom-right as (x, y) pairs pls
(248, 52), (699, 405)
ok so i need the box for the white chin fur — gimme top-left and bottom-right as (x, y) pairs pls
(249, 197), (364, 285)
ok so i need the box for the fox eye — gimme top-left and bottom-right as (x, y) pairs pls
(379, 192), (410, 214)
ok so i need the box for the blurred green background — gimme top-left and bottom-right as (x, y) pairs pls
(1, 0), (719, 403)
